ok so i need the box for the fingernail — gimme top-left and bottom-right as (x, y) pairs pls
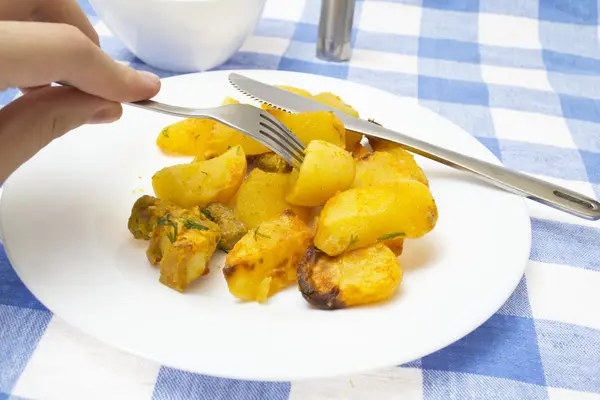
(89, 105), (123, 124)
(138, 70), (160, 86)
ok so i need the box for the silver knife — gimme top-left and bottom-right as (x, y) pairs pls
(228, 72), (600, 221)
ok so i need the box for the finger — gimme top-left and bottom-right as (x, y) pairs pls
(0, 1), (41, 20)
(0, 86), (122, 183)
(21, 85), (49, 94)
(32, 0), (99, 45)
(0, 0), (98, 45)
(0, 21), (160, 102)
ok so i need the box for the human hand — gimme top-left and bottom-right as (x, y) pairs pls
(0, 0), (161, 183)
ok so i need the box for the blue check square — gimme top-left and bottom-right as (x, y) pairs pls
(422, 314), (546, 386)
(153, 368), (290, 400)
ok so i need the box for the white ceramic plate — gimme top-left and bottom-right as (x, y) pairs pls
(0, 70), (531, 381)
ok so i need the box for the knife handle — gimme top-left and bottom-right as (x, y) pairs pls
(345, 118), (600, 221)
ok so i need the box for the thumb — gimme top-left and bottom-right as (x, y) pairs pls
(0, 86), (122, 183)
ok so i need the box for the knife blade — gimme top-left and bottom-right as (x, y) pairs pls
(228, 72), (600, 221)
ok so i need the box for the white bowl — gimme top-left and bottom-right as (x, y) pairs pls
(89, 0), (267, 73)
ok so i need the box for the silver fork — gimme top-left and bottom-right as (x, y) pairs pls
(129, 99), (306, 168)
(55, 82), (306, 168)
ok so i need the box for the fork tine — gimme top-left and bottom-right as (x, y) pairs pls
(259, 113), (306, 153)
(257, 125), (304, 166)
(258, 121), (305, 160)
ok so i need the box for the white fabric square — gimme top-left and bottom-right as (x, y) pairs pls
(350, 49), (418, 75)
(261, 0), (306, 21)
(491, 108), (577, 149)
(12, 317), (160, 400)
(240, 36), (290, 56)
(548, 387), (600, 399)
(289, 367), (423, 400)
(479, 13), (541, 49)
(359, 2), (422, 37)
(527, 261), (600, 330)
(481, 64), (552, 92)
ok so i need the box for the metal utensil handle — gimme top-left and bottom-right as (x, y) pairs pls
(356, 121), (600, 221)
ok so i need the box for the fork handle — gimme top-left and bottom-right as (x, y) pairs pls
(344, 117), (600, 221)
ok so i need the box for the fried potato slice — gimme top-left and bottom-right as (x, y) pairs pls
(312, 92), (362, 150)
(286, 140), (356, 207)
(298, 243), (402, 309)
(202, 121), (270, 159)
(351, 151), (428, 189)
(156, 118), (214, 156)
(314, 181), (438, 256)
(234, 168), (310, 229)
(267, 109), (346, 149)
(223, 211), (313, 302)
(369, 139), (429, 187)
(152, 145), (247, 208)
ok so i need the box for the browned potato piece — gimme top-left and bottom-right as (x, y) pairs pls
(286, 140), (356, 207)
(255, 152), (292, 173)
(223, 211), (313, 302)
(235, 168), (310, 229)
(156, 118), (214, 156)
(351, 142), (371, 159)
(370, 139), (429, 187)
(267, 109), (346, 149)
(146, 210), (221, 292)
(314, 182), (438, 256)
(351, 151), (429, 189)
(201, 203), (248, 252)
(128, 195), (177, 240)
(298, 243), (402, 309)
(152, 146), (247, 208)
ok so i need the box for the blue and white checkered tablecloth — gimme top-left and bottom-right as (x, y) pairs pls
(1, 0), (600, 398)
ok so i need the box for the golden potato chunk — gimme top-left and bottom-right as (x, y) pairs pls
(223, 211), (313, 302)
(202, 122), (270, 159)
(286, 140), (356, 207)
(267, 109), (346, 149)
(152, 145), (247, 208)
(351, 151), (428, 189)
(156, 118), (214, 156)
(235, 168), (310, 229)
(277, 85), (313, 98)
(128, 195), (177, 240)
(298, 243), (402, 309)
(255, 152), (292, 173)
(312, 92), (362, 150)
(201, 203), (248, 252)
(146, 210), (221, 292)
(313, 92), (360, 118)
(370, 139), (429, 187)
(314, 181), (438, 256)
